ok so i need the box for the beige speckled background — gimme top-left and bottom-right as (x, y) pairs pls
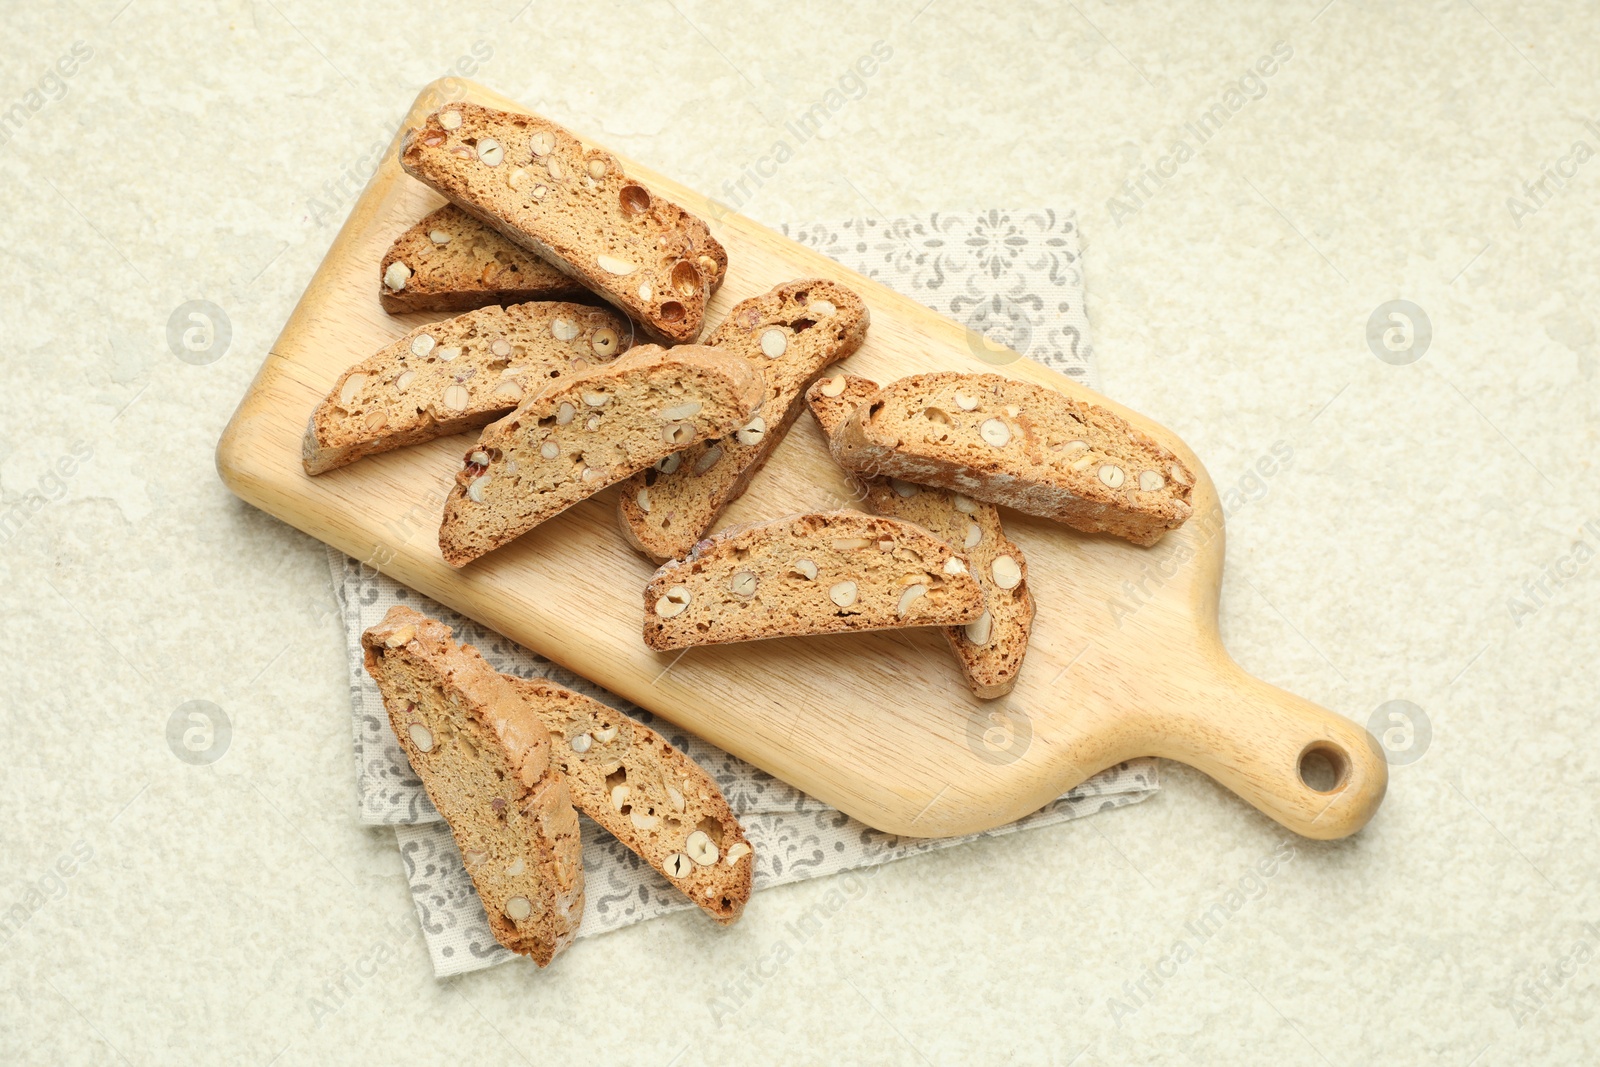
(3, 1), (1598, 1063)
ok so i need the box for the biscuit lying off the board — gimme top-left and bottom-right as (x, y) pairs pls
(378, 204), (593, 314)
(400, 103), (727, 344)
(362, 607), (584, 966)
(303, 302), (631, 475)
(642, 511), (986, 650)
(439, 345), (765, 566)
(511, 676), (753, 923)
(808, 374), (1036, 699)
(828, 372), (1195, 546)
(617, 278), (870, 562)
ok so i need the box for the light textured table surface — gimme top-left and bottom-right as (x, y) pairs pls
(3, 1), (1598, 1064)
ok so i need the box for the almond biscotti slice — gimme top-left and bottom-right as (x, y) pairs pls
(303, 302), (632, 475)
(361, 607), (583, 966)
(642, 511), (985, 650)
(808, 375), (1035, 698)
(829, 372), (1195, 546)
(379, 204), (592, 314)
(505, 677), (753, 924)
(440, 345), (764, 566)
(616, 279), (870, 562)
(400, 103), (727, 344)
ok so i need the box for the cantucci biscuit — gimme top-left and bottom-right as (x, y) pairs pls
(642, 511), (985, 650)
(303, 302), (631, 475)
(828, 372), (1194, 546)
(361, 607), (583, 966)
(400, 103), (727, 343)
(439, 345), (764, 566)
(378, 204), (591, 314)
(510, 676), (752, 924)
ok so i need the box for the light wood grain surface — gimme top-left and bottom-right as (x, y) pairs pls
(216, 79), (1386, 839)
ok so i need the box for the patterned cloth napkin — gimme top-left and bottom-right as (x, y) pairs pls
(330, 210), (1158, 977)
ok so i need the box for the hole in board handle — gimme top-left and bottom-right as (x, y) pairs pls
(1298, 743), (1349, 794)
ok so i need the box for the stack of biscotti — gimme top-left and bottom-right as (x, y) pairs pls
(400, 102), (726, 343)
(363, 606), (753, 962)
(439, 344), (765, 566)
(616, 279), (869, 562)
(642, 511), (987, 650)
(303, 302), (631, 474)
(379, 205), (594, 314)
(826, 372), (1195, 546)
(807, 374), (1036, 698)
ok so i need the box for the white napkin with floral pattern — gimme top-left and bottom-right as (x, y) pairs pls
(330, 210), (1157, 977)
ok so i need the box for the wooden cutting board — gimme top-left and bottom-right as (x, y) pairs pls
(217, 79), (1386, 840)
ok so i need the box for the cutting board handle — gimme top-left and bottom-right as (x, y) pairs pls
(1147, 649), (1388, 840)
